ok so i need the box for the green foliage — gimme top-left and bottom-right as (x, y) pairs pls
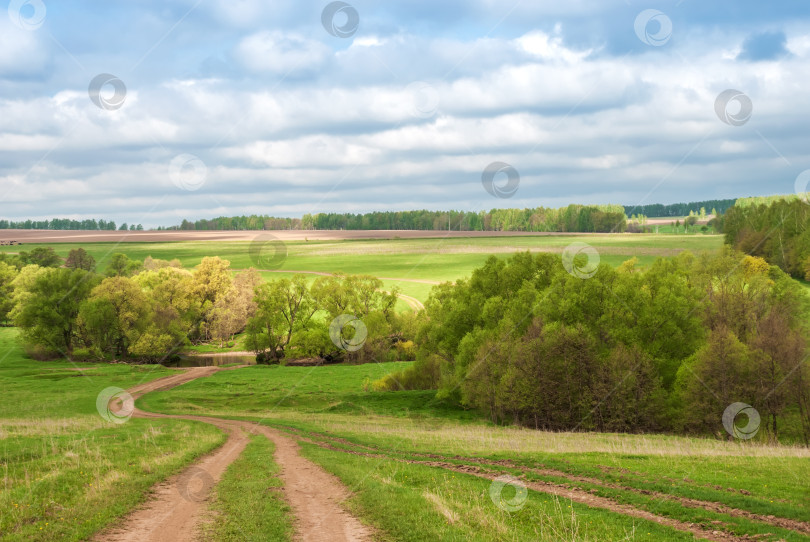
(722, 197), (810, 279)
(79, 277), (152, 358)
(169, 204), (627, 233)
(65, 247), (96, 271)
(246, 275), (316, 361)
(13, 268), (100, 358)
(246, 273), (409, 364)
(105, 253), (142, 277)
(0, 261), (18, 324)
(288, 324), (333, 359)
(18, 246), (61, 267)
(0, 217), (118, 230)
(10, 256), (244, 362)
(387, 249), (810, 440)
(624, 198), (736, 218)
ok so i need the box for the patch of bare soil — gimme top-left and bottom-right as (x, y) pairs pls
(94, 368), (374, 542)
(0, 229), (610, 244)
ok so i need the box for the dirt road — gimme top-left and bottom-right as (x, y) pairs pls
(94, 367), (373, 542)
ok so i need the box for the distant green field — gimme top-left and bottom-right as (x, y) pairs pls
(0, 234), (725, 302)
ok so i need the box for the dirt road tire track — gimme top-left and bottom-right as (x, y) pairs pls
(94, 367), (374, 542)
(283, 432), (760, 542)
(278, 428), (810, 537)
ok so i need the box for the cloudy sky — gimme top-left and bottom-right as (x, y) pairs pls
(1, 0), (809, 227)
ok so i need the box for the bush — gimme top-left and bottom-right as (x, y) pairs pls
(24, 343), (59, 361)
(288, 325), (333, 359)
(71, 347), (101, 362)
(395, 340), (417, 360)
(256, 351), (279, 365)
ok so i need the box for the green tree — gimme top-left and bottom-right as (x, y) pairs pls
(678, 326), (756, 434)
(245, 275), (316, 360)
(105, 254), (142, 277)
(19, 247), (61, 267)
(65, 248), (96, 271)
(14, 268), (100, 358)
(79, 277), (151, 358)
(0, 262), (18, 324)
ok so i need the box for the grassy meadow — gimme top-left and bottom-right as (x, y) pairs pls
(141, 360), (810, 541)
(4, 231), (810, 541)
(0, 233), (724, 303)
(0, 328), (226, 541)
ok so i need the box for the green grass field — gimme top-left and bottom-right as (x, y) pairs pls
(142, 361), (810, 541)
(0, 233), (724, 302)
(0, 328), (225, 541)
(3, 232), (810, 541)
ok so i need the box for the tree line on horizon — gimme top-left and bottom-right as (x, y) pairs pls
(168, 204), (628, 233)
(0, 218), (143, 231)
(623, 198), (736, 218)
(0, 199), (737, 233)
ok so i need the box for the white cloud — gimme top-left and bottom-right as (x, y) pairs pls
(2, 12), (810, 225)
(0, 20), (49, 76)
(516, 30), (592, 63)
(235, 31), (329, 74)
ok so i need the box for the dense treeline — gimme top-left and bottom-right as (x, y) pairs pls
(0, 251), (412, 364)
(169, 205), (627, 233)
(722, 198), (810, 279)
(624, 199), (735, 218)
(0, 218), (143, 231)
(377, 249), (810, 442)
(1, 200), (734, 232)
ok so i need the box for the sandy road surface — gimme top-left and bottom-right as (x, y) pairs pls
(94, 367), (373, 542)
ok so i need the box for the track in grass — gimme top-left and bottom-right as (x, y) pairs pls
(96, 367), (374, 542)
(269, 425), (810, 541)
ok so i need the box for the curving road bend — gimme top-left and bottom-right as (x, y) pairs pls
(94, 367), (373, 542)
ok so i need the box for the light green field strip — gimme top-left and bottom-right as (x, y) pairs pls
(0, 234), (724, 302)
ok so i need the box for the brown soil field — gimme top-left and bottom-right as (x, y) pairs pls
(0, 229), (630, 244)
